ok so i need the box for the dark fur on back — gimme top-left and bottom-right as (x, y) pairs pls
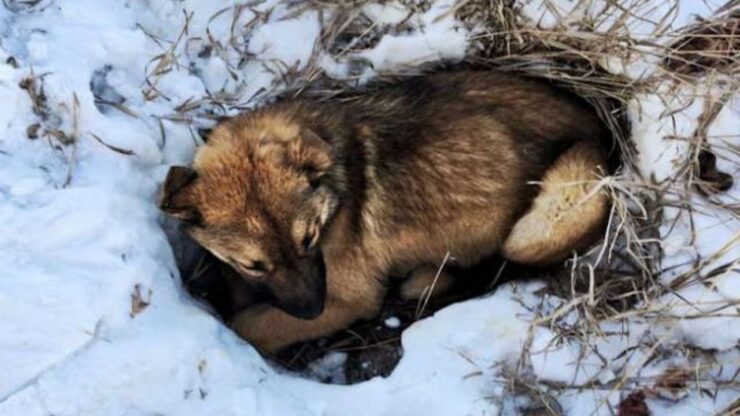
(273, 71), (609, 239)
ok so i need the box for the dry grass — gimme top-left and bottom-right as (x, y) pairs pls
(449, 1), (740, 412)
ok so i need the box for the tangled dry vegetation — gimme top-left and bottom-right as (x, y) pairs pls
(458, 2), (738, 413)
(453, 1), (738, 412)
(176, 0), (738, 409)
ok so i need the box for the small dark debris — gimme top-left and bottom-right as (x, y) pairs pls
(197, 45), (213, 59)
(345, 343), (402, 383)
(662, 14), (739, 76)
(26, 123), (41, 139)
(654, 367), (691, 401)
(617, 390), (650, 416)
(130, 284), (152, 318)
(696, 149), (733, 195)
(46, 128), (74, 145)
(19, 75), (51, 120)
(6, 56), (19, 68)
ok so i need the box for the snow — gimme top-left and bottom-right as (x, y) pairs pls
(521, 0), (723, 31)
(362, 2), (410, 26)
(332, 0), (469, 80)
(0, 0), (737, 415)
(384, 316), (401, 329)
(248, 11), (321, 73)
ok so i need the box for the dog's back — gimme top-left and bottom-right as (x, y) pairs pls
(303, 71), (610, 270)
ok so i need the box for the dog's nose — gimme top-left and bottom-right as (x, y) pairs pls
(300, 259), (327, 319)
(281, 291), (325, 319)
(293, 298), (325, 319)
(271, 251), (327, 319)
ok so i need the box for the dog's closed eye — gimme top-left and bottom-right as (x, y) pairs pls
(233, 259), (270, 278)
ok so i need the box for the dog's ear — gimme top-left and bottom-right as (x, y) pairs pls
(294, 129), (332, 187)
(159, 166), (201, 223)
(258, 129), (332, 180)
(294, 129), (332, 176)
(301, 129), (331, 155)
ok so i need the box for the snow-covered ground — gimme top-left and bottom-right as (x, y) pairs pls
(0, 1), (737, 415)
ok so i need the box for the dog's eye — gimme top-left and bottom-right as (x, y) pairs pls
(249, 261), (268, 272)
(234, 260), (269, 277)
(309, 177), (320, 190)
(303, 166), (322, 189)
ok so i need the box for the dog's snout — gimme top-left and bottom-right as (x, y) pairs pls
(271, 251), (327, 320)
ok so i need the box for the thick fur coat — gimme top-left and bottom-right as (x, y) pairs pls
(160, 71), (610, 353)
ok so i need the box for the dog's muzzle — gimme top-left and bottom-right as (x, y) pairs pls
(272, 251), (327, 320)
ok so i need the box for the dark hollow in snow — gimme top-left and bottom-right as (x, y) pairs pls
(183, 250), (552, 384)
(173, 64), (629, 385)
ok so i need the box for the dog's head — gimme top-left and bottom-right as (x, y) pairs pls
(160, 113), (339, 319)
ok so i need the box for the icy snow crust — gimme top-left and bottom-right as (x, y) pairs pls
(0, 1), (737, 415)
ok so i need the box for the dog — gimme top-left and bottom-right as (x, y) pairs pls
(159, 70), (611, 354)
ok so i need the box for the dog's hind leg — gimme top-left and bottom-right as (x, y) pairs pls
(399, 265), (455, 301)
(502, 140), (609, 265)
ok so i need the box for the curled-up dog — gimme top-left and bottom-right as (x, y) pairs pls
(160, 71), (611, 354)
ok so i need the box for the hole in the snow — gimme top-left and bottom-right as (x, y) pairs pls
(164, 65), (629, 386)
(179, 246), (543, 384)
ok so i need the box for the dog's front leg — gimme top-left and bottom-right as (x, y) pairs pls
(229, 293), (382, 355)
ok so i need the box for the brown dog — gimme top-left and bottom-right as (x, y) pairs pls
(160, 71), (610, 354)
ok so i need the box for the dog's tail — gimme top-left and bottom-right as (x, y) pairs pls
(502, 140), (609, 265)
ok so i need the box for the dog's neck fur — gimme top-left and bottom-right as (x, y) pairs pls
(291, 101), (373, 242)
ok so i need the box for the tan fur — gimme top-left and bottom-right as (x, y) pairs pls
(399, 265), (456, 301)
(502, 141), (609, 264)
(159, 71), (612, 354)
